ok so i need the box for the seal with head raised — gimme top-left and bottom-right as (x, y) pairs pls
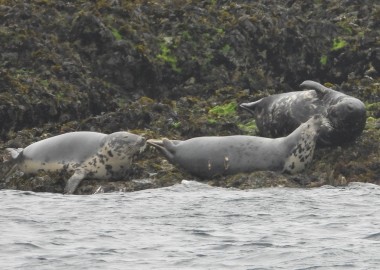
(240, 80), (366, 146)
(147, 115), (330, 179)
(4, 131), (146, 194)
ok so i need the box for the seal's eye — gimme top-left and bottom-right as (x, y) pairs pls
(330, 110), (337, 117)
(347, 105), (354, 112)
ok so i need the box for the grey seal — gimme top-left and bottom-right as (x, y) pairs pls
(240, 80), (366, 146)
(4, 131), (146, 194)
(147, 115), (330, 179)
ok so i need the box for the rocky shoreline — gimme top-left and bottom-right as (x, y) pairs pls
(0, 1), (379, 194)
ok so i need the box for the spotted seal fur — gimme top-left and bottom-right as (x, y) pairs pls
(147, 115), (330, 178)
(240, 80), (366, 146)
(4, 131), (146, 194)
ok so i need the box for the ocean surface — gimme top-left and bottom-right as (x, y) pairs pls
(0, 181), (379, 270)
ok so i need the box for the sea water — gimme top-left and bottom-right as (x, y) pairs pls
(0, 181), (379, 270)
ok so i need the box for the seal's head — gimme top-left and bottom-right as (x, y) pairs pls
(324, 98), (366, 145)
(102, 132), (146, 159)
(283, 114), (331, 174)
(300, 114), (332, 142)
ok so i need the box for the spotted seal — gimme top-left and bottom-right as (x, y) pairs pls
(147, 115), (330, 179)
(240, 80), (366, 146)
(4, 131), (146, 194)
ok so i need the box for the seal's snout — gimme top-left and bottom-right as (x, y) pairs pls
(138, 137), (147, 153)
(311, 115), (333, 143)
(137, 136), (146, 145)
(308, 115), (332, 135)
(126, 134), (146, 153)
(321, 117), (333, 132)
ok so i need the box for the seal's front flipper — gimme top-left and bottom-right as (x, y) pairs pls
(2, 163), (18, 181)
(299, 80), (330, 98)
(239, 99), (262, 115)
(64, 170), (86, 195)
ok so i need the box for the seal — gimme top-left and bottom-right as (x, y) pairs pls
(240, 80), (366, 146)
(147, 115), (330, 179)
(4, 131), (146, 194)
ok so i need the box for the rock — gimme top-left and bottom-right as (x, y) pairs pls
(0, 0), (378, 194)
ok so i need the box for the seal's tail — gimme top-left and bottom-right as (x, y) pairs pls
(239, 100), (262, 115)
(147, 139), (178, 162)
(147, 139), (164, 147)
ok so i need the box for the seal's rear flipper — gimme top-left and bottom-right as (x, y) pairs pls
(64, 170), (86, 194)
(147, 139), (163, 145)
(239, 100), (262, 115)
(5, 148), (24, 160)
(147, 139), (178, 162)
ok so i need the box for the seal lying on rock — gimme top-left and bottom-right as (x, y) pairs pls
(4, 131), (146, 194)
(240, 80), (366, 146)
(147, 115), (330, 179)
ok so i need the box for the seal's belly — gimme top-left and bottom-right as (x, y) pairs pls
(19, 159), (77, 174)
(19, 158), (127, 180)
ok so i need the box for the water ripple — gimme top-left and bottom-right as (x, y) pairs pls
(0, 182), (379, 269)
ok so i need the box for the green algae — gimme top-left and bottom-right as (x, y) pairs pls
(221, 44), (231, 54)
(238, 120), (258, 134)
(331, 38), (348, 51)
(157, 41), (181, 73)
(366, 103), (380, 118)
(320, 55), (328, 66)
(208, 102), (237, 118)
(111, 28), (123, 41)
